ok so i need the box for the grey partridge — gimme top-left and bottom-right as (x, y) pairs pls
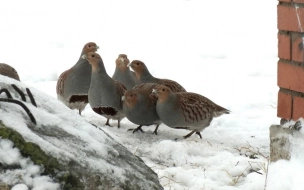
(56, 42), (99, 115)
(128, 60), (186, 93)
(122, 83), (162, 135)
(83, 52), (126, 128)
(0, 63), (20, 81)
(152, 85), (230, 139)
(112, 54), (136, 90)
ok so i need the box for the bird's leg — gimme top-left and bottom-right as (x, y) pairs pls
(195, 132), (202, 139)
(127, 125), (144, 133)
(153, 124), (160, 135)
(183, 130), (196, 139)
(79, 109), (82, 115)
(117, 120), (121, 128)
(105, 119), (112, 127)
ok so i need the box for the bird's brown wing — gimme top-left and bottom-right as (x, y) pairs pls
(161, 79), (186, 93)
(56, 69), (70, 96)
(178, 92), (229, 122)
(115, 80), (127, 97)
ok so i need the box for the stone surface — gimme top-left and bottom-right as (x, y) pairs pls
(0, 183), (10, 190)
(269, 125), (293, 162)
(0, 76), (163, 190)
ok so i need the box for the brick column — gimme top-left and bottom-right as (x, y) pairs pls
(277, 0), (304, 120)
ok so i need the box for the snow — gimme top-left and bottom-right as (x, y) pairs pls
(1, 0), (301, 189)
(0, 138), (59, 190)
(0, 76), (161, 189)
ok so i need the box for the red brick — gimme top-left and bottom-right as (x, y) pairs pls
(293, 96), (304, 120)
(277, 91), (292, 120)
(291, 33), (304, 62)
(278, 5), (304, 32)
(278, 61), (304, 93)
(278, 33), (291, 60)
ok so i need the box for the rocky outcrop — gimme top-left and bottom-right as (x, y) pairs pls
(0, 76), (163, 190)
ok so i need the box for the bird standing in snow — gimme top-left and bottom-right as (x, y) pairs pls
(0, 63), (20, 81)
(152, 85), (230, 139)
(112, 54), (136, 90)
(83, 52), (126, 128)
(128, 60), (186, 93)
(122, 83), (162, 135)
(56, 42), (99, 115)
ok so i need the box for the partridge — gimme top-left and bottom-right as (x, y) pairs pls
(0, 63), (20, 81)
(112, 54), (136, 89)
(128, 60), (186, 92)
(122, 83), (162, 135)
(83, 52), (126, 128)
(152, 85), (230, 139)
(56, 42), (99, 115)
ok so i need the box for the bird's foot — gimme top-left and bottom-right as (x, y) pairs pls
(183, 130), (196, 139)
(127, 126), (144, 133)
(182, 131), (202, 139)
(196, 132), (202, 139)
(105, 119), (112, 127)
(152, 125), (159, 135)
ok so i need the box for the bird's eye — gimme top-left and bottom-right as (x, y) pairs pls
(136, 62), (140, 65)
(162, 88), (165, 91)
(130, 94), (133, 97)
(92, 55), (95, 57)
(88, 45), (91, 47)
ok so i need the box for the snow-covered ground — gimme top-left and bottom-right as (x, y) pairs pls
(2, 0), (303, 189)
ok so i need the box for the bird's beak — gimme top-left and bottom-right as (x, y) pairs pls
(95, 46), (99, 51)
(82, 54), (87, 59)
(120, 57), (124, 63)
(150, 89), (159, 99)
(121, 96), (125, 101)
(127, 62), (132, 67)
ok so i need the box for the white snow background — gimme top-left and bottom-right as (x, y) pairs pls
(1, 0), (303, 189)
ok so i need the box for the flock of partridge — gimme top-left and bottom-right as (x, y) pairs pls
(0, 42), (229, 139)
(55, 42), (230, 139)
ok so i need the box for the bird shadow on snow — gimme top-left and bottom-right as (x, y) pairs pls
(81, 106), (234, 144)
(84, 113), (227, 152)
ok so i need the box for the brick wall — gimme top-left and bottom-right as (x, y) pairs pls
(277, 0), (304, 120)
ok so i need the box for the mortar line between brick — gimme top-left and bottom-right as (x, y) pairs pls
(279, 2), (304, 8)
(280, 88), (304, 97)
(294, 4), (304, 64)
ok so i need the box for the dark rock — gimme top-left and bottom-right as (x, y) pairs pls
(0, 77), (163, 190)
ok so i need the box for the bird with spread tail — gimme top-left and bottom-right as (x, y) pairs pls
(56, 42), (99, 115)
(112, 54), (136, 90)
(82, 52), (126, 128)
(128, 60), (186, 93)
(152, 85), (230, 139)
(122, 83), (162, 135)
(0, 63), (20, 81)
